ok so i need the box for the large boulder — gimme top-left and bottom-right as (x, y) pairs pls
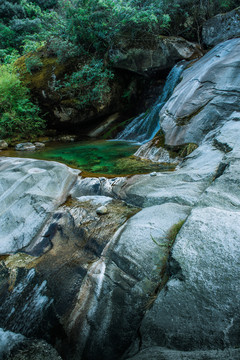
(110, 36), (202, 75)
(127, 346), (240, 360)
(202, 7), (240, 47)
(135, 151), (240, 352)
(65, 202), (190, 360)
(159, 38), (240, 146)
(0, 157), (79, 253)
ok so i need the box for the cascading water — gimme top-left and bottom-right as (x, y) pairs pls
(116, 61), (186, 144)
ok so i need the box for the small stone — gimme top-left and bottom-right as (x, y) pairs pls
(56, 135), (77, 142)
(0, 140), (8, 150)
(15, 143), (36, 151)
(150, 172), (157, 177)
(96, 206), (108, 215)
(34, 142), (45, 149)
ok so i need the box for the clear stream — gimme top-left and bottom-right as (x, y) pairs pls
(1, 140), (174, 176)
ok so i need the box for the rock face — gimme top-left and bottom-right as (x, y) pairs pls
(202, 7), (240, 47)
(66, 202), (189, 360)
(0, 158), (79, 253)
(110, 36), (202, 75)
(1, 37), (240, 360)
(160, 38), (240, 146)
(127, 346), (240, 360)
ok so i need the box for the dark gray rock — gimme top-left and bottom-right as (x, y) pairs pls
(202, 7), (240, 47)
(127, 346), (240, 360)
(110, 37), (202, 75)
(6, 339), (62, 360)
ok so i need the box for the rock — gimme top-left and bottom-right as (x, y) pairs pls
(34, 142), (45, 148)
(160, 38), (240, 146)
(1, 37), (240, 360)
(66, 203), (190, 360)
(0, 140), (8, 150)
(96, 205), (108, 215)
(202, 7), (240, 47)
(150, 172), (157, 177)
(134, 138), (180, 164)
(0, 192), (138, 358)
(70, 176), (127, 199)
(0, 328), (25, 358)
(136, 155), (240, 352)
(6, 339), (62, 360)
(110, 36), (202, 75)
(0, 157), (79, 253)
(120, 143), (223, 208)
(15, 143), (36, 151)
(55, 135), (77, 142)
(88, 113), (120, 138)
(127, 346), (240, 360)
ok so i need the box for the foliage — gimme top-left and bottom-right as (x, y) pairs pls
(0, 0), (58, 58)
(0, 64), (45, 139)
(25, 55), (43, 73)
(60, 59), (114, 109)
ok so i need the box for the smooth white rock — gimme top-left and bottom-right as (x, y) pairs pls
(0, 157), (79, 254)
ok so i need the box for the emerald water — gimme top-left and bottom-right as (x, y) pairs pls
(2, 140), (175, 176)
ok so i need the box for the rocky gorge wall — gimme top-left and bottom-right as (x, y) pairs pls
(0, 35), (240, 360)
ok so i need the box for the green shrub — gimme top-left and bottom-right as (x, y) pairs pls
(61, 58), (114, 109)
(0, 64), (45, 139)
(25, 55), (43, 73)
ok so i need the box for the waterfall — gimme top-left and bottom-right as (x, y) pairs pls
(116, 61), (185, 144)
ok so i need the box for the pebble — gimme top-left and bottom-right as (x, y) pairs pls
(96, 206), (108, 215)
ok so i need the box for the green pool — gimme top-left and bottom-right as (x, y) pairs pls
(2, 140), (175, 176)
